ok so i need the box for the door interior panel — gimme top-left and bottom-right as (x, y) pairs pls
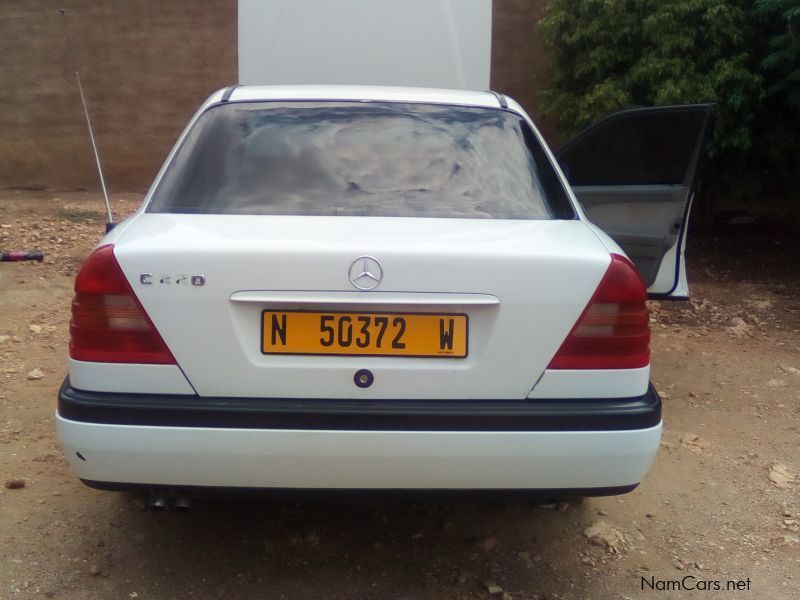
(556, 104), (714, 297)
(574, 185), (689, 286)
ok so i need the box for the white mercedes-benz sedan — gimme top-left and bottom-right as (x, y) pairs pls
(56, 85), (713, 499)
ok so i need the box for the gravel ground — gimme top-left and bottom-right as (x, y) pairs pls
(1, 191), (798, 599)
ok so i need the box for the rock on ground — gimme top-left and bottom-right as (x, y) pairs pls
(584, 521), (625, 554)
(768, 464), (796, 489)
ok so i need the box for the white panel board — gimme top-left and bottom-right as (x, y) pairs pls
(239, 0), (492, 90)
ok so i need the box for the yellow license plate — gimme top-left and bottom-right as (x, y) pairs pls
(261, 310), (468, 358)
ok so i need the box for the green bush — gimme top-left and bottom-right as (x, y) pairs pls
(539, 0), (799, 207)
(755, 0), (800, 109)
(751, 0), (800, 197)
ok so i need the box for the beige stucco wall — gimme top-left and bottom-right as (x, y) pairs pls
(1, 0), (550, 191)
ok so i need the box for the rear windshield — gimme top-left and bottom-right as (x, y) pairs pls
(148, 101), (573, 219)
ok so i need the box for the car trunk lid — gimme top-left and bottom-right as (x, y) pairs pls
(112, 213), (611, 399)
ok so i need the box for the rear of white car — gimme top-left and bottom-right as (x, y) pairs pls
(57, 86), (663, 495)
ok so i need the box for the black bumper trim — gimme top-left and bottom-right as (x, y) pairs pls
(58, 378), (661, 432)
(80, 479), (638, 498)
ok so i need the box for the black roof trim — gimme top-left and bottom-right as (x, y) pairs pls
(220, 85), (239, 102)
(487, 90), (508, 109)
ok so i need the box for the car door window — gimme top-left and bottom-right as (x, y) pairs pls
(558, 108), (709, 187)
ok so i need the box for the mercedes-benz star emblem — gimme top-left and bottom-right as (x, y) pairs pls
(348, 256), (383, 290)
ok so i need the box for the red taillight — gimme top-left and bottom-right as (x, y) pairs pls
(69, 244), (175, 364)
(548, 254), (649, 370)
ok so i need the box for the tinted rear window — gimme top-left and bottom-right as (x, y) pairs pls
(148, 101), (572, 219)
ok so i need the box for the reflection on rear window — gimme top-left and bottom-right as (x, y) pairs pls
(148, 101), (571, 219)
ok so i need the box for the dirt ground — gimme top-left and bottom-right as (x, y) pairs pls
(1, 191), (798, 600)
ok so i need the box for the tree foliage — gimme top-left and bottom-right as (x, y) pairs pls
(539, 0), (800, 204)
(755, 0), (800, 108)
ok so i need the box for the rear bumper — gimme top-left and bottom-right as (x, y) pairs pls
(57, 379), (661, 431)
(56, 379), (662, 492)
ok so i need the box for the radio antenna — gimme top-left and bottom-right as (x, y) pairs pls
(59, 7), (115, 231)
(75, 71), (114, 229)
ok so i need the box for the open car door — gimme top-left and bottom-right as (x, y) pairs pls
(556, 105), (714, 299)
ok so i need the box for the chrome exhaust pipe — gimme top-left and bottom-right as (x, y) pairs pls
(173, 491), (192, 512)
(146, 489), (191, 511)
(148, 489), (169, 510)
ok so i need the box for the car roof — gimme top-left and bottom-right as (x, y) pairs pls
(207, 85), (510, 111)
